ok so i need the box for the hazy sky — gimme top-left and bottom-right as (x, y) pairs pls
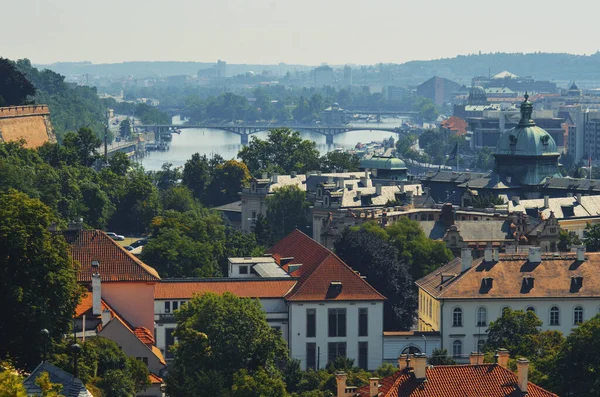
(3, 0), (599, 65)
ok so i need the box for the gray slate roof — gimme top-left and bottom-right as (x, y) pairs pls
(419, 220), (510, 241)
(24, 362), (93, 397)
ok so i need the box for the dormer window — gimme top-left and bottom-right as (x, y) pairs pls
(522, 275), (535, 292)
(571, 275), (583, 292)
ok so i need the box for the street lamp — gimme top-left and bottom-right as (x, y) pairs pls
(422, 334), (427, 357)
(40, 329), (49, 362)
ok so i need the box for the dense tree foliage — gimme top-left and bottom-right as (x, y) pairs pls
(238, 129), (320, 175)
(0, 190), (81, 371)
(583, 223), (600, 252)
(0, 57), (36, 106)
(319, 151), (360, 173)
(418, 129), (467, 166)
(266, 185), (310, 241)
(558, 230), (582, 252)
(334, 226), (417, 330)
(166, 293), (289, 397)
(206, 160), (252, 206)
(0, 364), (27, 397)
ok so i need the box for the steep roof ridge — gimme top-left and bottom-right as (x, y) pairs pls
(436, 257), (485, 299)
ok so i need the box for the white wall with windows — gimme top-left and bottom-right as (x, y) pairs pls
(440, 298), (600, 362)
(288, 301), (384, 371)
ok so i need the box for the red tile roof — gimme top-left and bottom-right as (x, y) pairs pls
(269, 230), (385, 302)
(355, 365), (558, 397)
(155, 279), (297, 299)
(149, 373), (163, 384)
(62, 230), (160, 283)
(134, 327), (155, 347)
(440, 116), (468, 136)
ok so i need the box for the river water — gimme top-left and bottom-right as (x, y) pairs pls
(138, 117), (409, 171)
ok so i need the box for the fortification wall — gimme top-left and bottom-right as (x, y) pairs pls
(0, 105), (56, 148)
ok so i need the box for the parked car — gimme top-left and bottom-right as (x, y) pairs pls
(123, 245), (134, 251)
(105, 232), (125, 241)
(130, 238), (148, 248)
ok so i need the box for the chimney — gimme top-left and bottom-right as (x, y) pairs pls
(517, 358), (529, 394)
(376, 184), (382, 196)
(372, 168), (378, 177)
(364, 169), (369, 179)
(492, 247), (499, 261)
(338, 178), (345, 189)
(513, 196), (520, 205)
(345, 183), (353, 191)
(575, 245), (586, 261)
(469, 352), (485, 365)
(336, 372), (348, 397)
(356, 191), (362, 200)
(360, 176), (368, 187)
(291, 170), (297, 177)
(576, 193), (582, 203)
(407, 191), (414, 205)
(484, 244), (493, 262)
(497, 349), (509, 368)
(412, 353), (427, 380)
(262, 172), (268, 180)
(543, 195), (549, 208)
(92, 273), (102, 316)
(398, 354), (409, 370)
(461, 247), (473, 272)
(328, 175), (334, 184)
(401, 184), (405, 193)
(369, 378), (379, 397)
(528, 247), (542, 263)
(272, 173), (279, 183)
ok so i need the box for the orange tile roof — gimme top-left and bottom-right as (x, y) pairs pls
(134, 327), (155, 347)
(355, 365), (558, 397)
(440, 116), (468, 136)
(149, 373), (163, 384)
(269, 230), (385, 302)
(417, 252), (600, 300)
(155, 279), (297, 299)
(61, 230), (160, 283)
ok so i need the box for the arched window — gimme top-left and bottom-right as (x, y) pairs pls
(476, 307), (487, 327)
(453, 308), (463, 327)
(501, 306), (511, 315)
(477, 339), (486, 353)
(526, 306), (536, 314)
(452, 340), (462, 358)
(550, 306), (560, 326)
(401, 346), (422, 355)
(574, 306), (584, 325)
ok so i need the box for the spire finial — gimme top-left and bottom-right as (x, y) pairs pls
(524, 92), (529, 102)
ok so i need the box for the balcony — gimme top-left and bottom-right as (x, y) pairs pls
(154, 313), (176, 324)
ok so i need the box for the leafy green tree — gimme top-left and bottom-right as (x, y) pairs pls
(108, 152), (131, 176)
(231, 368), (288, 397)
(334, 226), (417, 330)
(429, 348), (456, 365)
(238, 128), (320, 175)
(484, 308), (543, 357)
(0, 57), (36, 106)
(207, 160), (251, 206)
(266, 185), (309, 240)
(583, 223), (600, 252)
(35, 372), (65, 397)
(109, 169), (160, 234)
(153, 162), (182, 191)
(119, 119), (132, 138)
(552, 315), (600, 397)
(0, 367), (27, 397)
(472, 147), (495, 171)
(161, 186), (197, 213)
(166, 292), (289, 397)
(182, 153), (211, 200)
(470, 194), (505, 209)
(97, 370), (136, 397)
(253, 213), (275, 247)
(0, 190), (80, 371)
(62, 127), (102, 167)
(558, 230), (582, 252)
(319, 151), (360, 173)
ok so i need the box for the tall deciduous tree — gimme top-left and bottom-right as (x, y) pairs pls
(207, 159), (251, 206)
(266, 185), (309, 240)
(319, 151), (360, 173)
(182, 153), (211, 200)
(334, 227), (417, 330)
(62, 127), (102, 167)
(485, 308), (543, 356)
(166, 293), (288, 397)
(0, 57), (36, 106)
(583, 223), (600, 252)
(0, 190), (80, 371)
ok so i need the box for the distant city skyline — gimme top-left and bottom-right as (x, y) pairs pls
(4, 0), (600, 65)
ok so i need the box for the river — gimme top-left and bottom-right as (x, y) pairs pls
(138, 117), (409, 171)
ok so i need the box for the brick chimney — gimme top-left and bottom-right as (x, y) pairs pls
(92, 273), (102, 316)
(413, 353), (427, 380)
(497, 349), (509, 368)
(335, 372), (347, 397)
(369, 378), (379, 397)
(461, 247), (473, 272)
(469, 352), (484, 365)
(398, 354), (409, 370)
(517, 358), (529, 394)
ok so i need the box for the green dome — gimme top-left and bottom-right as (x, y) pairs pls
(360, 156), (407, 170)
(495, 94), (558, 156)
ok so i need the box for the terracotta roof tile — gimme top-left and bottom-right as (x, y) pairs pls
(61, 230), (160, 283)
(134, 327), (155, 347)
(417, 252), (600, 300)
(269, 230), (385, 302)
(356, 365), (558, 397)
(155, 279), (297, 299)
(149, 373), (163, 384)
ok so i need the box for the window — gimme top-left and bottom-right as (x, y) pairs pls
(306, 309), (316, 338)
(428, 299), (432, 318)
(550, 306), (560, 326)
(172, 301), (179, 311)
(358, 308), (368, 337)
(239, 265), (249, 275)
(476, 307), (487, 327)
(453, 308), (463, 327)
(306, 343), (317, 370)
(452, 340), (462, 358)
(358, 342), (368, 370)
(328, 308), (347, 337)
(574, 306), (584, 325)
(165, 328), (176, 359)
(477, 339), (486, 353)
(164, 301), (171, 313)
(180, 300), (186, 307)
(328, 342), (347, 363)
(136, 357), (149, 366)
(526, 306), (536, 314)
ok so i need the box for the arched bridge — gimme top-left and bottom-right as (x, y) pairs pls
(136, 123), (409, 144)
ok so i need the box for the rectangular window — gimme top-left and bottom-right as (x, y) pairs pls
(328, 308), (346, 337)
(306, 343), (317, 370)
(239, 265), (249, 275)
(328, 342), (347, 363)
(136, 357), (149, 366)
(164, 301), (171, 313)
(306, 309), (316, 338)
(173, 301), (179, 311)
(358, 342), (368, 370)
(180, 301), (186, 307)
(358, 308), (368, 337)
(165, 328), (176, 359)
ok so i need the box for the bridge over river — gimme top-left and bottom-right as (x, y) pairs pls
(136, 123), (410, 144)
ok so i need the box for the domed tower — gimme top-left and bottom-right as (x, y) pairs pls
(494, 94), (561, 186)
(468, 85), (488, 105)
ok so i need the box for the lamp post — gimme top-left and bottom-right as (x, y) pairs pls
(70, 343), (82, 378)
(422, 334), (427, 357)
(40, 329), (49, 362)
